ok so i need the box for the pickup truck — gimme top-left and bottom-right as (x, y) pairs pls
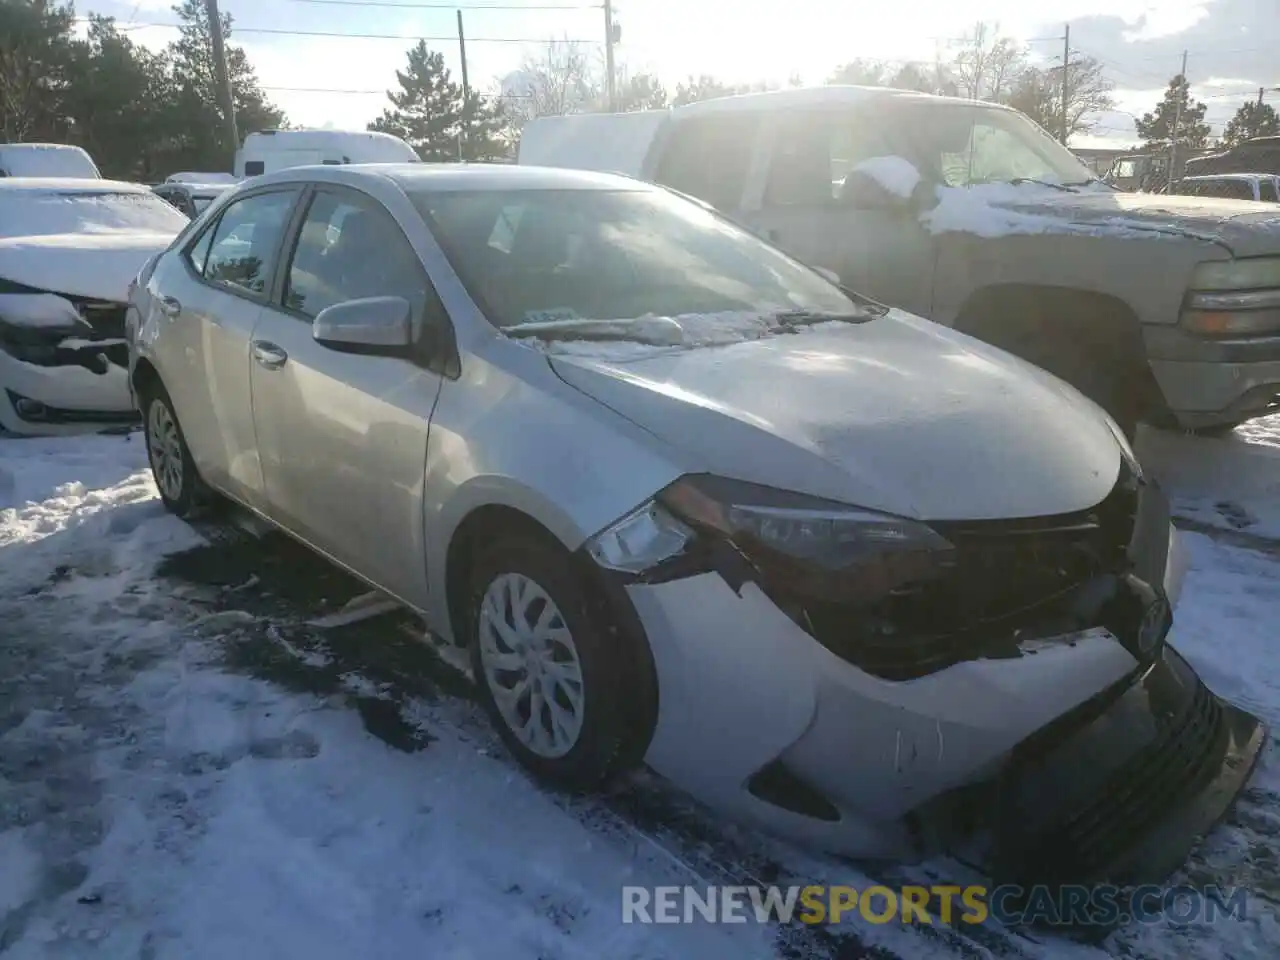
(519, 86), (1280, 434)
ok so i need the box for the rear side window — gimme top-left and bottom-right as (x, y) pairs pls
(244, 160), (265, 176)
(1262, 179), (1279, 203)
(1193, 179), (1256, 200)
(653, 114), (760, 210)
(202, 190), (298, 295)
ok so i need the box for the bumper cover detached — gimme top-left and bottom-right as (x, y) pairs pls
(617, 466), (1264, 924)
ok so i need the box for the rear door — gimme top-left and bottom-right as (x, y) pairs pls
(249, 184), (447, 602)
(148, 186), (301, 507)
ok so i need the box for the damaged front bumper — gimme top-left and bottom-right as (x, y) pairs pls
(0, 290), (136, 435)
(592, 468), (1264, 906)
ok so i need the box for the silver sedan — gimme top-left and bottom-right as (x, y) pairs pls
(128, 164), (1262, 892)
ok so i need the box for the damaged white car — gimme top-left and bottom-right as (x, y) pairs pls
(0, 179), (188, 435)
(130, 165), (1265, 913)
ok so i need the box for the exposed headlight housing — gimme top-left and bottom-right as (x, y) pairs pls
(1182, 257), (1280, 337)
(657, 474), (955, 602)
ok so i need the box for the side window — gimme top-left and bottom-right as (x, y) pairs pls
(764, 111), (897, 206)
(1200, 179), (1254, 200)
(653, 114), (760, 210)
(1263, 180), (1280, 204)
(243, 161), (265, 176)
(204, 190), (297, 295)
(186, 219), (218, 275)
(283, 190), (434, 325)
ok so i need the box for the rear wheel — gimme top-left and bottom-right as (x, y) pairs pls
(140, 382), (209, 517)
(467, 533), (641, 792)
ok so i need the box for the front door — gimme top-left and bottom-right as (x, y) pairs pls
(740, 108), (938, 319)
(249, 185), (446, 603)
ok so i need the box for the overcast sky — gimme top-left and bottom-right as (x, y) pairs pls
(80, 0), (1279, 148)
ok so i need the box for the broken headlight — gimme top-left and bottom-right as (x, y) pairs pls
(658, 474), (955, 602)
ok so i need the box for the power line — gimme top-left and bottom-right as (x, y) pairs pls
(284, 0), (602, 8)
(84, 19), (598, 42)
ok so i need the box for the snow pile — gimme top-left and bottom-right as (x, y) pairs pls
(849, 156), (920, 199)
(0, 292), (84, 330)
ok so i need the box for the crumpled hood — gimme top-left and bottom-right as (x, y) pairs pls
(0, 231), (174, 303)
(548, 311), (1123, 521)
(986, 187), (1280, 255)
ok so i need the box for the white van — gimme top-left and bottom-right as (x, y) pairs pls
(234, 129), (420, 178)
(0, 144), (101, 179)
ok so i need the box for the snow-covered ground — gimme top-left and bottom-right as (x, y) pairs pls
(2, 418), (1280, 959)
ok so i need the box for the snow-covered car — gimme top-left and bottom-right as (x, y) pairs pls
(0, 179), (189, 435)
(129, 164), (1265, 901)
(152, 181), (235, 219)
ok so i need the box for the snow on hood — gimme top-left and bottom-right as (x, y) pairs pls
(0, 232), (176, 303)
(850, 156), (921, 199)
(0, 292), (84, 328)
(548, 308), (1123, 521)
(923, 182), (1280, 254)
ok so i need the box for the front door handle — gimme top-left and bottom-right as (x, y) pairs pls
(158, 295), (181, 318)
(251, 340), (288, 370)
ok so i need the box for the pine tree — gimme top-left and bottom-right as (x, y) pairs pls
(165, 0), (285, 170)
(0, 0), (77, 142)
(1222, 100), (1280, 147)
(1136, 74), (1211, 151)
(369, 42), (466, 162)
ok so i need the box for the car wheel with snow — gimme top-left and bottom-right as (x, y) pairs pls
(467, 535), (635, 792)
(140, 383), (208, 518)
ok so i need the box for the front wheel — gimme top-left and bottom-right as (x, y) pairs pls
(140, 382), (209, 517)
(467, 534), (640, 792)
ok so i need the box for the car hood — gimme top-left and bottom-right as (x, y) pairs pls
(0, 231), (175, 303)
(985, 187), (1280, 255)
(546, 311), (1123, 521)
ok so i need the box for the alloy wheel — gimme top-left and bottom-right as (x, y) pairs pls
(147, 398), (184, 502)
(477, 572), (585, 759)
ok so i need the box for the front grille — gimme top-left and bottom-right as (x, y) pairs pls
(787, 466), (1143, 681)
(1005, 677), (1226, 886)
(78, 302), (128, 340)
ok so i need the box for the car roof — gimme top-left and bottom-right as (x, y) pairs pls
(249, 162), (654, 194)
(671, 84), (1012, 119)
(0, 177), (152, 195)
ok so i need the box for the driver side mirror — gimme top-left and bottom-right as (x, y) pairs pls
(313, 296), (412, 356)
(838, 169), (917, 212)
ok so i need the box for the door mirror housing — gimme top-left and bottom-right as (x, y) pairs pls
(838, 169), (916, 212)
(313, 296), (412, 355)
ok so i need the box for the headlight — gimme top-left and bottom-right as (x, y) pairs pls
(1188, 257), (1280, 291)
(586, 500), (693, 574)
(657, 474), (955, 601)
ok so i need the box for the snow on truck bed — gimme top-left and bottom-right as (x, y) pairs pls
(1, 421), (1280, 959)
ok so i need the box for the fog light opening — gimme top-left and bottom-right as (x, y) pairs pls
(747, 760), (841, 822)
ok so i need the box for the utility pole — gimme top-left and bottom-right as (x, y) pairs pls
(457, 9), (469, 162)
(1169, 49), (1188, 188)
(1060, 23), (1070, 144)
(204, 0), (239, 171)
(603, 0), (616, 111)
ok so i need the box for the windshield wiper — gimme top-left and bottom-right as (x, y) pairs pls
(771, 306), (884, 329)
(504, 316), (686, 346)
(1009, 177), (1076, 192)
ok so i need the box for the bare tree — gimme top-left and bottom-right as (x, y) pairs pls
(501, 38), (600, 126)
(952, 22), (1026, 101)
(1004, 55), (1115, 140)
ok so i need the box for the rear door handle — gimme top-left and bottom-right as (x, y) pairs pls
(158, 295), (181, 318)
(251, 340), (288, 370)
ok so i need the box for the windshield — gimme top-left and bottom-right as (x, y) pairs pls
(410, 188), (859, 330)
(0, 190), (189, 238)
(890, 103), (1095, 187)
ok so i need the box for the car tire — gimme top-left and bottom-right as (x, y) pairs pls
(140, 381), (209, 518)
(467, 533), (637, 792)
